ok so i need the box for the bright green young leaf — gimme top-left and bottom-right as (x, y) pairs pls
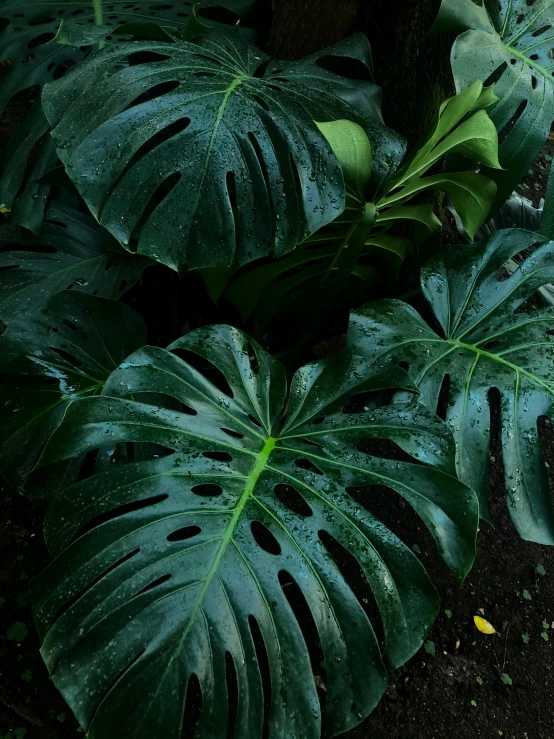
(220, 84), (499, 326)
(377, 81), (500, 239)
(432, 0), (554, 210)
(316, 120), (372, 202)
(0, 291), (146, 489)
(348, 228), (554, 543)
(0, 202), (150, 320)
(33, 325), (477, 739)
(42, 32), (405, 272)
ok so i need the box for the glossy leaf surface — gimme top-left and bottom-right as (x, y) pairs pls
(0, 290), (146, 487)
(0, 0), (260, 212)
(0, 202), (150, 320)
(42, 32), (405, 272)
(34, 325), (477, 739)
(432, 0), (554, 209)
(348, 229), (554, 543)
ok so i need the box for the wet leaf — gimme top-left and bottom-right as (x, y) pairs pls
(42, 32), (404, 273)
(32, 325), (478, 739)
(348, 229), (554, 544)
(431, 0), (554, 209)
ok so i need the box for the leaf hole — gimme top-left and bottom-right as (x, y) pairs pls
(532, 24), (551, 36)
(71, 494), (168, 546)
(278, 571), (326, 713)
(202, 450), (233, 462)
(436, 373), (450, 421)
(318, 529), (384, 646)
(181, 673), (202, 739)
(248, 616), (271, 739)
(497, 101), (528, 143)
(167, 525), (202, 541)
(248, 414), (262, 428)
(50, 346), (82, 367)
(220, 427), (244, 439)
(191, 484), (223, 497)
(135, 573), (172, 595)
(483, 340), (500, 351)
(251, 521), (282, 555)
(294, 458), (323, 475)
(252, 93), (270, 111)
(170, 348), (234, 398)
(27, 31), (55, 49)
(225, 652), (239, 739)
(274, 483), (312, 517)
(128, 172), (182, 242)
(483, 61), (507, 87)
(53, 548), (140, 623)
(61, 318), (80, 332)
(356, 438), (417, 464)
(248, 342), (259, 374)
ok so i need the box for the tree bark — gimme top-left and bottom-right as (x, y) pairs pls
(267, 0), (453, 146)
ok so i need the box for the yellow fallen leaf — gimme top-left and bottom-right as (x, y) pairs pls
(474, 615), (496, 634)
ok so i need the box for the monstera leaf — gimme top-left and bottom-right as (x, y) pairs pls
(220, 83), (500, 327)
(0, 290), (146, 489)
(0, 201), (150, 320)
(41, 32), (405, 272)
(348, 228), (554, 544)
(33, 325), (477, 739)
(0, 0), (262, 213)
(432, 0), (554, 210)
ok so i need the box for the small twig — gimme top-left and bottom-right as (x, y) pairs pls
(502, 623), (510, 673)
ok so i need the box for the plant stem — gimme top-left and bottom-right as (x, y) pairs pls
(93, 0), (104, 49)
(288, 202), (376, 366)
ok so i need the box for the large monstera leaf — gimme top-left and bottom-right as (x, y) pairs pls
(432, 0), (554, 210)
(0, 0), (262, 212)
(0, 201), (150, 320)
(33, 325), (477, 739)
(41, 32), (405, 272)
(0, 290), (146, 488)
(348, 228), (554, 544)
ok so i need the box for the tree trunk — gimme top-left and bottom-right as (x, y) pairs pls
(267, 0), (453, 146)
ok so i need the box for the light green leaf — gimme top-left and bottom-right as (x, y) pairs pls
(316, 120), (372, 202)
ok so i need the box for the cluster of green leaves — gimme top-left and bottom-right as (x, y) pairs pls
(1, 1), (554, 737)
(431, 0), (554, 209)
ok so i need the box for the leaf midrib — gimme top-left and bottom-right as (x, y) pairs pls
(135, 436), (277, 720)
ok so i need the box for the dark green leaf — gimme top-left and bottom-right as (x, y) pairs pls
(42, 32), (405, 272)
(0, 290), (146, 488)
(432, 0), (554, 209)
(0, 202), (150, 320)
(0, 0), (263, 214)
(34, 325), (477, 738)
(348, 228), (554, 543)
